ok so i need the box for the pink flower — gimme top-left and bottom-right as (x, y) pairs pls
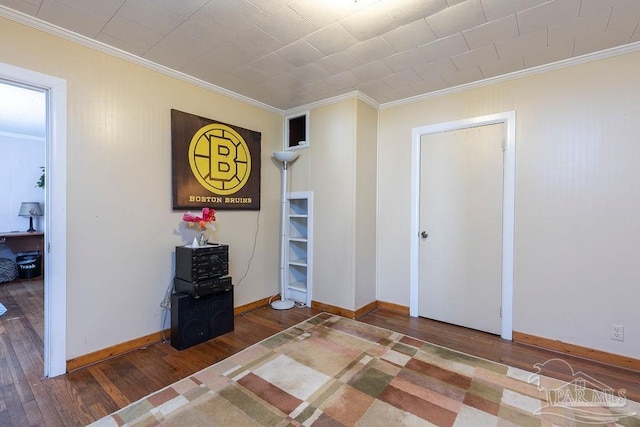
(183, 208), (217, 230)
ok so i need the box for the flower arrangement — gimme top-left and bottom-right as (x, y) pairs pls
(183, 207), (216, 246)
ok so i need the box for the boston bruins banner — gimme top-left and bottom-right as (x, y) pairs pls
(171, 109), (261, 210)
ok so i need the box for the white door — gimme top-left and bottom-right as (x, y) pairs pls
(418, 124), (504, 335)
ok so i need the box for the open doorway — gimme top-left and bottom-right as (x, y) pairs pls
(0, 81), (47, 378)
(0, 62), (67, 377)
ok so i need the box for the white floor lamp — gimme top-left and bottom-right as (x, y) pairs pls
(271, 150), (299, 310)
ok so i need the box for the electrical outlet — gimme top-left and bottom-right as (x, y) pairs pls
(610, 324), (624, 342)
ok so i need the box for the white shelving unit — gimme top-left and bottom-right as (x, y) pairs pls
(285, 191), (312, 306)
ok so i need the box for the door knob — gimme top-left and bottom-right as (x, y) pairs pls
(420, 231), (429, 239)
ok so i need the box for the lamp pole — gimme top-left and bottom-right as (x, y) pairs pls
(271, 151), (299, 310)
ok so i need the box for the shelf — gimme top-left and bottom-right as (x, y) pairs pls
(288, 216), (308, 239)
(288, 282), (307, 292)
(289, 237), (307, 243)
(285, 192), (313, 307)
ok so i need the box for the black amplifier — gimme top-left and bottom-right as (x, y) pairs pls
(174, 276), (233, 298)
(176, 244), (229, 282)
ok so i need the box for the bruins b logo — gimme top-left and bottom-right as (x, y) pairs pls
(188, 124), (251, 195)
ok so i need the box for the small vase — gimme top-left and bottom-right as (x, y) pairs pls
(198, 229), (207, 246)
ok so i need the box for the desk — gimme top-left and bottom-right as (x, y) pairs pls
(0, 231), (44, 253)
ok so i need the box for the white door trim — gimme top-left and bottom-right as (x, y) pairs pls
(0, 62), (67, 376)
(410, 112), (515, 340)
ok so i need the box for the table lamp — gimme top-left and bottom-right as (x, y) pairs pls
(19, 202), (43, 232)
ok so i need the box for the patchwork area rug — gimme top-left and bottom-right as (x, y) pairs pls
(92, 313), (639, 426)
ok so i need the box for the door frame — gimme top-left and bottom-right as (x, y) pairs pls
(409, 112), (515, 340)
(0, 61), (67, 376)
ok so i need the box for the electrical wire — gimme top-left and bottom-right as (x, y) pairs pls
(160, 278), (174, 343)
(234, 210), (260, 287)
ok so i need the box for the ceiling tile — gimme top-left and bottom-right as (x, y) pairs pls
(440, 66), (484, 86)
(249, 53), (296, 75)
(579, 0), (635, 16)
(264, 72), (306, 93)
(95, 32), (147, 56)
(245, 0), (284, 15)
(181, 44), (251, 81)
(631, 25), (640, 42)
(116, 0), (184, 36)
(55, 0), (124, 21)
(413, 58), (457, 79)
(199, 0), (267, 30)
(316, 51), (361, 74)
(297, 79), (336, 99)
(347, 37), (396, 64)
(275, 40), (323, 67)
(462, 14), (519, 50)
(152, 0), (208, 18)
(37, 0), (107, 37)
(381, 18), (436, 52)
(382, 69), (422, 88)
(356, 79), (392, 96)
(229, 64), (272, 85)
(101, 14), (164, 52)
(351, 60), (393, 82)
(213, 73), (251, 94)
(516, 0), (581, 35)
(574, 22), (637, 55)
(288, 63), (331, 83)
(304, 23), (359, 56)
(548, 8), (609, 46)
(1, 0), (39, 15)
(409, 75), (448, 94)
(379, 84), (421, 102)
(608, 2), (640, 29)
(288, 0), (356, 28)
(176, 9), (234, 47)
(324, 71), (362, 90)
(418, 32), (469, 62)
(257, 5), (316, 45)
(144, 28), (211, 70)
(382, 48), (429, 73)
(231, 25), (283, 57)
(479, 56), (524, 78)
(495, 28), (547, 60)
(426, 0), (486, 38)
(451, 44), (499, 70)
(481, 0), (548, 21)
(523, 40), (574, 67)
(339, 2), (399, 41)
(381, 0), (447, 26)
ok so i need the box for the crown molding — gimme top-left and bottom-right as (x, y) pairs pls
(380, 40), (640, 110)
(0, 5), (284, 116)
(283, 90), (379, 116)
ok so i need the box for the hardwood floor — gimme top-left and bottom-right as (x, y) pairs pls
(1, 278), (639, 426)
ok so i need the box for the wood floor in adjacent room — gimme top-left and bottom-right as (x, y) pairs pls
(1, 278), (639, 426)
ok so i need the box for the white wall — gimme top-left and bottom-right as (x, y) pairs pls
(378, 51), (640, 359)
(306, 100), (357, 310)
(287, 98), (377, 312)
(0, 134), (45, 233)
(354, 100), (377, 310)
(0, 17), (284, 359)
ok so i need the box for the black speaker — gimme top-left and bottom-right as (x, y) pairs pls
(170, 288), (234, 350)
